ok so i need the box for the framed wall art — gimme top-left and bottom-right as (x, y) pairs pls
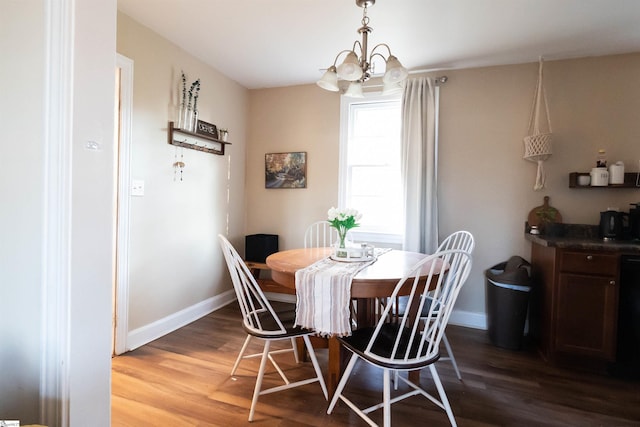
(265, 152), (307, 189)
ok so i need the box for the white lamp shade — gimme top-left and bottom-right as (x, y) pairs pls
(383, 55), (408, 83)
(316, 66), (340, 92)
(345, 81), (364, 98)
(337, 51), (363, 81)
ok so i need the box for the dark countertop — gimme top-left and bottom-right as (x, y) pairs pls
(525, 222), (640, 253)
(525, 233), (640, 253)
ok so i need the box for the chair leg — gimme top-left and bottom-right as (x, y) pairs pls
(327, 353), (358, 414)
(291, 337), (300, 363)
(231, 334), (252, 376)
(303, 335), (328, 399)
(249, 340), (271, 422)
(429, 364), (457, 427)
(383, 369), (391, 427)
(442, 333), (462, 380)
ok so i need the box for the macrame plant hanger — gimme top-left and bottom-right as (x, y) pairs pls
(524, 58), (553, 190)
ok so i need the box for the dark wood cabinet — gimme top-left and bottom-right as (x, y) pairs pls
(531, 245), (619, 363)
(555, 271), (618, 359)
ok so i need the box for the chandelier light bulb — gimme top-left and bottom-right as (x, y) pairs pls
(345, 81), (364, 98)
(382, 55), (409, 83)
(337, 51), (363, 81)
(316, 66), (340, 91)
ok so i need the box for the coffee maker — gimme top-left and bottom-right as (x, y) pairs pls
(599, 209), (630, 240)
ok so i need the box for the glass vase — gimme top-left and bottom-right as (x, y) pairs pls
(185, 107), (193, 132)
(337, 232), (347, 258)
(192, 109), (199, 133)
(176, 105), (185, 129)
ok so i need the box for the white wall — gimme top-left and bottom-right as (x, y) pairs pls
(69, 0), (117, 424)
(2, 5), (248, 423)
(1, 0), (117, 425)
(0, 0), (46, 421)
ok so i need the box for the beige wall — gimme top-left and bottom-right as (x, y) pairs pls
(246, 85), (341, 248)
(246, 53), (640, 327)
(117, 13), (248, 332)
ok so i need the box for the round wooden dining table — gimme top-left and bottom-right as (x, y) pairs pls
(267, 247), (435, 296)
(266, 247), (441, 397)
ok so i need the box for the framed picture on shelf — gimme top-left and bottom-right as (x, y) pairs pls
(265, 152), (307, 189)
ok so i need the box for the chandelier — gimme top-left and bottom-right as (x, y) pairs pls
(316, 0), (408, 96)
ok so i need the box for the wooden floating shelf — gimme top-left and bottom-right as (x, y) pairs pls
(569, 172), (639, 188)
(168, 121), (231, 155)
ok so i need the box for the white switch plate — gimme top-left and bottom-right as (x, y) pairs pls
(131, 180), (145, 196)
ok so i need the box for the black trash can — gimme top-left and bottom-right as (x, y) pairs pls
(485, 256), (532, 350)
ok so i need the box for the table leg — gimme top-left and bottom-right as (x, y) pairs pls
(296, 337), (307, 362)
(299, 335), (338, 397)
(327, 336), (342, 398)
(355, 297), (378, 327)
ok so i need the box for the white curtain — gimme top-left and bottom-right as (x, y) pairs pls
(401, 77), (439, 254)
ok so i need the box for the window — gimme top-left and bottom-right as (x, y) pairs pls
(339, 93), (403, 244)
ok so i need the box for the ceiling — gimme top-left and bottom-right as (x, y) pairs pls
(117, 0), (640, 90)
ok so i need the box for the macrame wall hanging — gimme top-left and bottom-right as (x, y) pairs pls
(523, 58), (553, 190)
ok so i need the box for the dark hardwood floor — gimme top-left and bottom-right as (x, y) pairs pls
(111, 302), (640, 426)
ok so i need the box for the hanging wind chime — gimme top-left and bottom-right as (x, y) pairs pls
(523, 58), (553, 190)
(173, 148), (185, 181)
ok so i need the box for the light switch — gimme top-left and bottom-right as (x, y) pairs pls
(131, 180), (144, 196)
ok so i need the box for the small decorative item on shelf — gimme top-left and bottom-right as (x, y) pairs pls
(191, 78), (200, 131)
(327, 207), (365, 259)
(218, 128), (228, 142)
(177, 71), (187, 129)
(195, 119), (218, 139)
(177, 71), (201, 132)
(577, 174), (591, 186)
(185, 78), (200, 131)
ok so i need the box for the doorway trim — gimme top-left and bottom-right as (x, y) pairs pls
(114, 53), (134, 355)
(41, 0), (74, 425)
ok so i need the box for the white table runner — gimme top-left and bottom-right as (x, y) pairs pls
(294, 256), (376, 337)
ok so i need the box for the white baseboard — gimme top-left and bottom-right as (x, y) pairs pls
(449, 309), (487, 330)
(266, 292), (488, 331)
(126, 289), (236, 351)
(125, 290), (486, 352)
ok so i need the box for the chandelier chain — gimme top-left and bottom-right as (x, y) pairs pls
(362, 6), (369, 26)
